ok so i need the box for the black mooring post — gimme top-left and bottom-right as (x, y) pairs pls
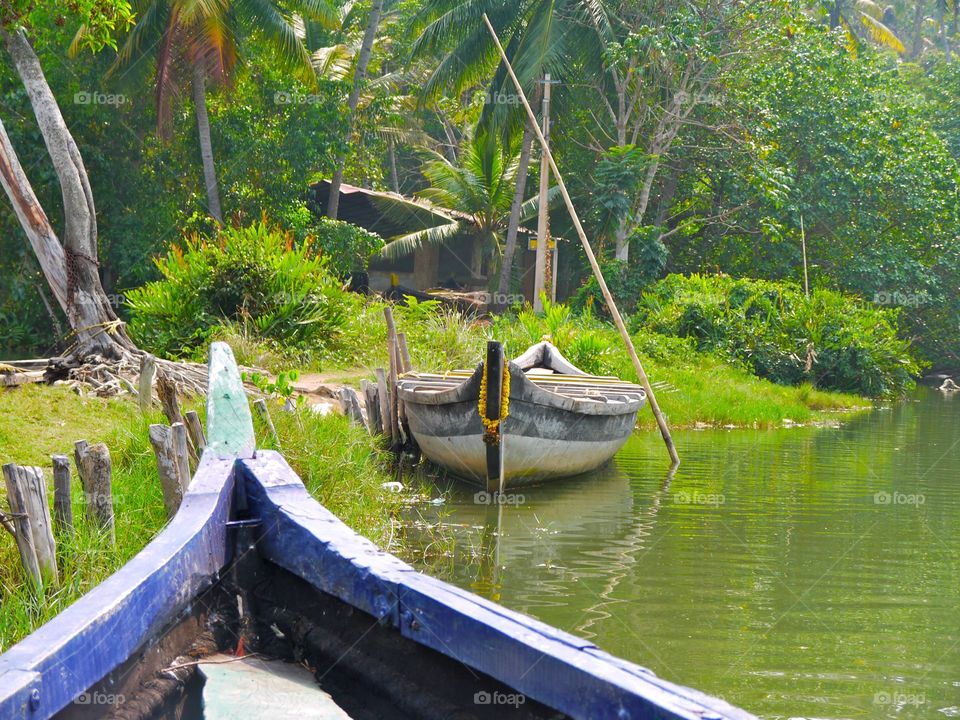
(485, 341), (504, 494)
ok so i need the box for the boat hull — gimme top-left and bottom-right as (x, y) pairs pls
(400, 362), (643, 488)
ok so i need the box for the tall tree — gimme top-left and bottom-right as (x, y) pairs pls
(110, 0), (335, 223)
(326, 0), (385, 219)
(410, 0), (593, 302)
(0, 3), (138, 358)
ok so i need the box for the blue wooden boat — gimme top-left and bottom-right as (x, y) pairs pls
(0, 343), (753, 720)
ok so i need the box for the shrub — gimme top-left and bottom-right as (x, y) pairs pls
(632, 274), (922, 397)
(126, 220), (360, 358)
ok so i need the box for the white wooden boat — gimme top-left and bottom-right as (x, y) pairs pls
(397, 341), (646, 491)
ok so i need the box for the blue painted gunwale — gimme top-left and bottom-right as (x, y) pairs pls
(0, 451), (235, 719)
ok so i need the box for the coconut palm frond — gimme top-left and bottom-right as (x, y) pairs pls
(312, 43), (354, 79)
(859, 12), (906, 53)
(380, 221), (464, 259)
(518, 185), (562, 223)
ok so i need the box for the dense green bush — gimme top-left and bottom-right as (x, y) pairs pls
(282, 205), (384, 276)
(631, 274), (921, 397)
(126, 221), (361, 358)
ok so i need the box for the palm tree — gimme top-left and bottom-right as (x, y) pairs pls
(821, 0), (906, 52)
(105, 0), (337, 223)
(410, 0), (596, 303)
(380, 129), (551, 283)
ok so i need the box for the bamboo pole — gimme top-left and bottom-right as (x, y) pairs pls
(482, 13), (679, 465)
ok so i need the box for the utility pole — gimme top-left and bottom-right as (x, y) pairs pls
(533, 74), (557, 312)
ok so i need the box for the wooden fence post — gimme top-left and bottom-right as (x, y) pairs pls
(2, 463), (57, 587)
(184, 410), (206, 455)
(74, 442), (115, 544)
(156, 372), (183, 426)
(361, 380), (382, 435)
(139, 354), (156, 414)
(252, 399), (280, 447)
(148, 425), (184, 518)
(52, 455), (73, 536)
(375, 368), (393, 446)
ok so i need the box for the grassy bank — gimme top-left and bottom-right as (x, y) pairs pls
(220, 297), (866, 429)
(0, 384), (400, 650)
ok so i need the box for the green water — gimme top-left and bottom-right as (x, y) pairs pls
(402, 389), (960, 719)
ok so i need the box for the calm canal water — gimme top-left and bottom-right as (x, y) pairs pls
(402, 388), (960, 719)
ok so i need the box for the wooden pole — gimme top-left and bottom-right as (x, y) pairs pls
(375, 368), (393, 443)
(534, 74), (553, 312)
(156, 372), (183, 426)
(74, 441), (116, 544)
(252, 399), (280, 447)
(52, 454), (73, 536)
(484, 341), (505, 494)
(361, 379), (383, 435)
(148, 424), (184, 518)
(172, 422), (192, 491)
(397, 332), (413, 373)
(139, 354), (156, 414)
(184, 410), (206, 454)
(482, 14), (679, 466)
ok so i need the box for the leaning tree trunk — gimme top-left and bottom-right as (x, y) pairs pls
(495, 122), (535, 310)
(192, 60), (223, 224)
(1, 29), (134, 358)
(912, 0), (926, 57)
(326, 0), (384, 220)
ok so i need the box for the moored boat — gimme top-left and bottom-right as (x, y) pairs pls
(398, 341), (646, 491)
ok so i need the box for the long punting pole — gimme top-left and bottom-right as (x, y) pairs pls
(482, 13), (680, 466)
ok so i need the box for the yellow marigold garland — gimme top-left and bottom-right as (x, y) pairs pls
(478, 362), (510, 444)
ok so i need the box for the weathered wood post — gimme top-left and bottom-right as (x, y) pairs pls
(483, 341), (505, 494)
(156, 372), (184, 426)
(73, 441), (115, 544)
(172, 422), (192, 491)
(375, 368), (394, 447)
(252, 399), (280, 447)
(338, 387), (365, 427)
(397, 332), (412, 374)
(361, 379), (382, 435)
(139, 353), (156, 414)
(148, 424), (184, 518)
(3, 463), (58, 587)
(184, 410), (206, 455)
(52, 454), (73, 536)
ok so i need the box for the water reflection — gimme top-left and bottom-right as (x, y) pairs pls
(403, 389), (960, 719)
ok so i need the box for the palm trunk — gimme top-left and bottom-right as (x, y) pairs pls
(829, 0), (842, 29)
(1, 29), (133, 358)
(192, 60), (223, 223)
(913, 0), (926, 57)
(327, 0), (384, 219)
(495, 122), (535, 308)
(388, 138), (400, 193)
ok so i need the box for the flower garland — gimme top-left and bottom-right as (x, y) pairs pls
(478, 363), (510, 444)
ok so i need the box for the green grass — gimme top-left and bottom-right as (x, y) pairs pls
(0, 385), (401, 650)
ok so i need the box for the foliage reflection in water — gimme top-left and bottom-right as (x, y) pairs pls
(402, 389), (960, 719)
